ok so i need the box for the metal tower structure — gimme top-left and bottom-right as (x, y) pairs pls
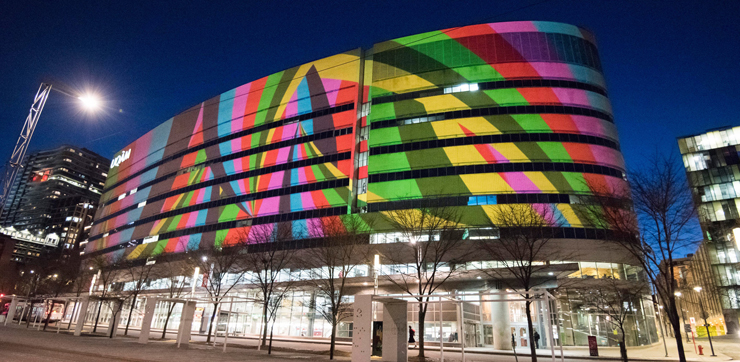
(0, 83), (52, 214)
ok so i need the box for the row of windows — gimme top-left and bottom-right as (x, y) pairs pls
(371, 79), (607, 105)
(370, 105), (613, 130)
(86, 206), (349, 258)
(86, 222), (623, 260)
(93, 151), (352, 229)
(687, 165), (737, 188)
(367, 162), (624, 183)
(366, 193), (574, 212)
(104, 102), (355, 194)
(369, 132), (619, 155)
(103, 126), (352, 207)
(90, 178), (350, 241)
(373, 31), (602, 80)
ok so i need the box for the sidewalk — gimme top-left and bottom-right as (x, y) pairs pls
(2, 321), (738, 362)
(0, 323), (349, 362)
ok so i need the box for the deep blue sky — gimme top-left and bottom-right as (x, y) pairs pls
(2, 0), (739, 172)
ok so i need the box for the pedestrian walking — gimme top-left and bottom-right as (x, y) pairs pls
(408, 326), (417, 349)
(534, 331), (540, 349)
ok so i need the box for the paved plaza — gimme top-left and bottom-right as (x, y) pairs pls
(1, 321), (740, 361)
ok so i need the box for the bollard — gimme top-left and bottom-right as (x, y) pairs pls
(698, 345), (704, 355)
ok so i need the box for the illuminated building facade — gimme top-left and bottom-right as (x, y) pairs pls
(87, 21), (656, 346)
(0, 145), (108, 261)
(679, 127), (740, 333)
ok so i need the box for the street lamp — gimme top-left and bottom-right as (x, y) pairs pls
(0, 83), (103, 212)
(693, 286), (716, 356)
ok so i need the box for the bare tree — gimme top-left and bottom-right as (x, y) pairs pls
(240, 224), (296, 353)
(382, 204), (467, 360)
(89, 254), (124, 334)
(574, 279), (650, 362)
(121, 259), (156, 335)
(159, 260), (193, 339)
(479, 203), (568, 362)
(182, 234), (249, 344)
(301, 215), (372, 360)
(583, 154), (698, 362)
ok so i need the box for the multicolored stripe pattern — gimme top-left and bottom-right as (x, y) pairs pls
(89, 21), (629, 261)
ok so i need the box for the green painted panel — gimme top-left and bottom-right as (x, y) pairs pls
(369, 179), (422, 200)
(415, 175), (470, 197)
(483, 89), (528, 105)
(393, 99), (428, 119)
(369, 153), (410, 173)
(398, 123), (436, 143)
(511, 114), (552, 132)
(543, 172), (576, 193)
(538, 142), (572, 162)
(218, 204), (240, 223)
(406, 148), (451, 169)
(368, 102), (396, 122)
(369, 128), (402, 147)
(562, 173), (590, 193)
(323, 188), (347, 206)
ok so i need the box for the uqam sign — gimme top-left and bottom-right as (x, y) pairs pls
(110, 149), (131, 168)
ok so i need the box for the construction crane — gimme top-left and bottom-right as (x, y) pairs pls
(0, 83), (53, 215)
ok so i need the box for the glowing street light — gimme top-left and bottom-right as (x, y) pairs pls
(1, 83), (105, 214)
(78, 93), (101, 110)
(693, 286), (716, 356)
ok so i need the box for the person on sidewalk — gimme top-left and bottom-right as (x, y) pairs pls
(408, 326), (417, 349)
(534, 331), (540, 349)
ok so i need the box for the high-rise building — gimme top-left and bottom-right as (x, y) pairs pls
(86, 21), (656, 347)
(0, 145), (109, 261)
(678, 127), (740, 333)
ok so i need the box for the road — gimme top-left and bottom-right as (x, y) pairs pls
(1, 342), (139, 362)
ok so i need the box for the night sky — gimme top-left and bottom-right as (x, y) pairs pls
(2, 0), (739, 172)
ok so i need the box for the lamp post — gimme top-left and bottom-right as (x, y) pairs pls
(0, 83), (102, 213)
(693, 286), (716, 356)
(675, 291), (691, 343)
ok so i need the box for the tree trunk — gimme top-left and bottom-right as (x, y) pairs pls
(124, 295), (137, 335)
(93, 300), (103, 333)
(418, 305), (427, 359)
(524, 298), (538, 362)
(206, 302), (218, 344)
(619, 334), (628, 362)
(329, 320), (337, 360)
(268, 323), (274, 354)
(261, 303), (269, 347)
(162, 302), (175, 339)
(43, 301), (54, 331)
(667, 300), (687, 362)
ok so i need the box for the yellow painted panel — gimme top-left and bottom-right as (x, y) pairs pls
(431, 117), (500, 139)
(415, 94), (470, 113)
(491, 143), (527, 162)
(127, 244), (147, 260)
(460, 174), (513, 194)
(372, 72), (436, 94)
(324, 162), (345, 178)
(524, 172), (557, 193)
(443, 145), (485, 165)
(365, 190), (385, 203)
(556, 204), (583, 227)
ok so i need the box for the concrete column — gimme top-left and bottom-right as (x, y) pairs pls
(74, 297), (90, 336)
(138, 297), (158, 344)
(382, 300), (408, 362)
(177, 301), (196, 347)
(352, 294), (373, 362)
(107, 300), (122, 338)
(490, 290), (512, 350)
(4, 297), (18, 325)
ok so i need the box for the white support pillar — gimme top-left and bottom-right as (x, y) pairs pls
(382, 299), (408, 362)
(439, 297), (444, 362)
(490, 290), (512, 350)
(457, 301), (465, 362)
(74, 297), (90, 336)
(177, 301), (196, 347)
(107, 299), (122, 338)
(542, 296), (556, 362)
(138, 297), (158, 344)
(352, 294), (373, 362)
(4, 296), (18, 326)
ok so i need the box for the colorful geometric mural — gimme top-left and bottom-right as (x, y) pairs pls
(88, 21), (629, 260)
